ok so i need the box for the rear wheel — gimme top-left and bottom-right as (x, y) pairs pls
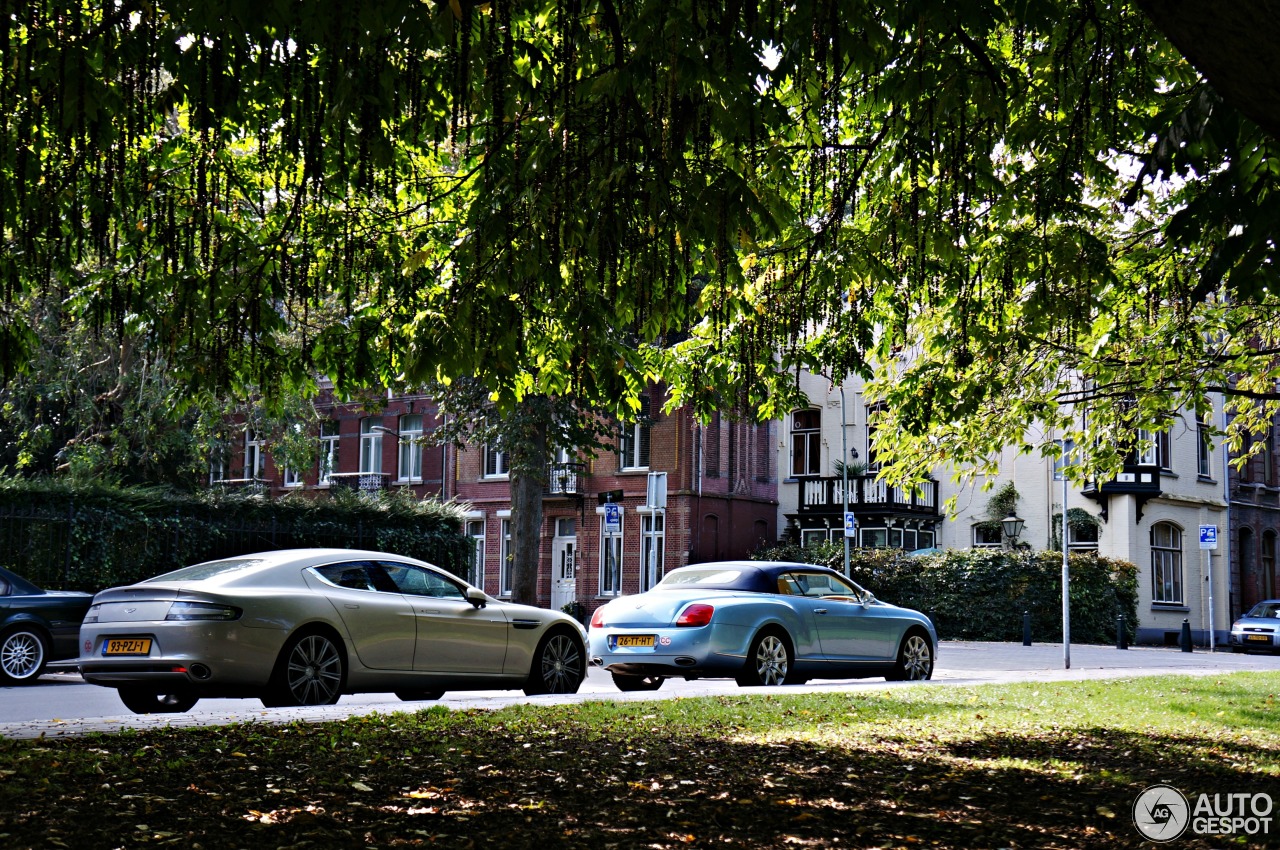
(262, 632), (345, 707)
(0, 626), (48, 684)
(118, 687), (199, 714)
(523, 630), (585, 695)
(736, 629), (792, 687)
(395, 689), (445, 702)
(610, 672), (665, 692)
(886, 631), (934, 681)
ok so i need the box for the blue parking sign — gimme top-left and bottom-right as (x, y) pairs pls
(1199, 525), (1217, 549)
(844, 512), (857, 538)
(604, 503), (621, 533)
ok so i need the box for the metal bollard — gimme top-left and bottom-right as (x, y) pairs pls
(1116, 614), (1129, 650)
(1023, 610), (1032, 646)
(1180, 618), (1193, 653)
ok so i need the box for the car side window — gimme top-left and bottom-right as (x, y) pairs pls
(0, 577), (9, 596)
(788, 571), (863, 601)
(315, 562), (389, 593)
(380, 562), (466, 600)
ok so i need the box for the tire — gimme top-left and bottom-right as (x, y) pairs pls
(523, 629), (586, 696)
(118, 687), (199, 714)
(262, 631), (346, 707)
(886, 630), (934, 681)
(736, 629), (792, 687)
(395, 689), (445, 702)
(0, 626), (49, 684)
(610, 671), (665, 692)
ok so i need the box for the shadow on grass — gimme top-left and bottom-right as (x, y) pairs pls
(2, 718), (1278, 849)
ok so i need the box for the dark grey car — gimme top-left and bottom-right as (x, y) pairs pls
(0, 566), (93, 683)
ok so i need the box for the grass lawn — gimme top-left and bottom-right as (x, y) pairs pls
(2, 673), (1278, 848)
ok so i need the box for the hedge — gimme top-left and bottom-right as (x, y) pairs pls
(753, 541), (1139, 645)
(0, 478), (470, 592)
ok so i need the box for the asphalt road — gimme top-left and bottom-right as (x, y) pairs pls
(2, 641), (1275, 741)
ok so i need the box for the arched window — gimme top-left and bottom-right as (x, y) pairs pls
(1263, 531), (1277, 599)
(1151, 522), (1183, 605)
(790, 409), (821, 477)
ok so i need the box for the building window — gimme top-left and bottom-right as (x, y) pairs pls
(1053, 439), (1076, 480)
(1197, 418), (1213, 478)
(1263, 531), (1277, 599)
(1136, 428), (1171, 471)
(398, 414), (424, 482)
(499, 518), (513, 596)
(800, 528), (831, 548)
(244, 429), (266, 480)
(484, 442), (509, 478)
(599, 516), (623, 596)
(1151, 522), (1184, 605)
(640, 513), (664, 592)
(756, 422), (773, 482)
(318, 420), (339, 485)
(209, 440), (230, 485)
(282, 465), (303, 488)
(860, 527), (888, 548)
(359, 418), (383, 474)
(620, 396), (652, 470)
(1265, 429), (1276, 487)
(705, 412), (722, 478)
(465, 520), (485, 587)
(973, 524), (1002, 549)
(790, 409), (821, 477)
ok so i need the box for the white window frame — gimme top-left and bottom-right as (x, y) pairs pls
(619, 396), (652, 471)
(244, 429), (266, 480)
(640, 511), (665, 592)
(1197, 418), (1213, 478)
(599, 515), (623, 596)
(397, 414), (424, 483)
(484, 443), (509, 478)
(1151, 522), (1184, 605)
(499, 517), (513, 597)
(790, 409), (821, 477)
(209, 441), (230, 485)
(359, 418), (383, 474)
(465, 518), (485, 588)
(1136, 428), (1171, 471)
(318, 420), (340, 486)
(972, 524), (1002, 549)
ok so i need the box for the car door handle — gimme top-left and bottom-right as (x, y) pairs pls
(814, 608), (828, 615)
(419, 609), (442, 614)
(344, 604), (360, 609)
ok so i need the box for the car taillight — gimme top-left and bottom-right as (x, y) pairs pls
(590, 607), (605, 629)
(82, 604), (101, 624)
(165, 601), (242, 621)
(676, 604), (714, 627)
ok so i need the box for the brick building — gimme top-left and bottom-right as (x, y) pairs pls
(1228, 416), (1280, 613)
(214, 386), (779, 616)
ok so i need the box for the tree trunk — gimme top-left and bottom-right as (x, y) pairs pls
(509, 418), (548, 607)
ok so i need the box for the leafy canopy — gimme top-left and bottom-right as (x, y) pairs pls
(2, 0), (1276, 480)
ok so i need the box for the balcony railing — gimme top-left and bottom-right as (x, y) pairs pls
(328, 472), (391, 493)
(795, 475), (939, 516)
(545, 462), (585, 496)
(211, 478), (271, 495)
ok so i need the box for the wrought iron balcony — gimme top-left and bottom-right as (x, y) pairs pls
(545, 462), (585, 497)
(794, 475), (939, 516)
(328, 472), (391, 493)
(211, 478), (271, 495)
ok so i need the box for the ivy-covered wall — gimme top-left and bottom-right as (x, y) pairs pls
(754, 542), (1138, 645)
(0, 479), (470, 592)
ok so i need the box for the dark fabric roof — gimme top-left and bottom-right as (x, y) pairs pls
(665, 561), (841, 593)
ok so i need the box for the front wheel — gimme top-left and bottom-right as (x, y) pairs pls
(262, 632), (345, 707)
(118, 688), (199, 714)
(523, 630), (585, 695)
(610, 672), (665, 692)
(736, 630), (792, 687)
(886, 631), (934, 681)
(0, 626), (49, 684)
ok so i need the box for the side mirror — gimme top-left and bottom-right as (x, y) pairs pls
(466, 587), (487, 609)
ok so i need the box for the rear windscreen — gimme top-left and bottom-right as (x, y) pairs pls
(143, 559), (266, 583)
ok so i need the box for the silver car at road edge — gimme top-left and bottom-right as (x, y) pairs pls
(588, 561), (937, 691)
(79, 548), (587, 714)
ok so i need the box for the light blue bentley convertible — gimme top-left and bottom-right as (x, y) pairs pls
(588, 561), (937, 692)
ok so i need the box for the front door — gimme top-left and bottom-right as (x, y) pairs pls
(550, 519), (577, 614)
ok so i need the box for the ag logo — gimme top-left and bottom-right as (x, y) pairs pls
(1132, 784), (1190, 842)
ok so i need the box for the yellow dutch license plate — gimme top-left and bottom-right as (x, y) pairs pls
(103, 638), (152, 656)
(1246, 634), (1271, 642)
(615, 635), (655, 648)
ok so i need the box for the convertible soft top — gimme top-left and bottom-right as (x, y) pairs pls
(659, 561), (843, 594)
